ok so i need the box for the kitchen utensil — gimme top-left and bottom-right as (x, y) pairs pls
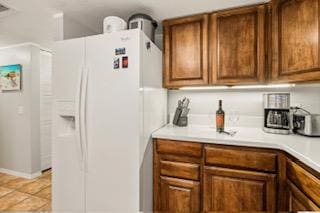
(173, 97), (190, 127)
(221, 130), (236, 137)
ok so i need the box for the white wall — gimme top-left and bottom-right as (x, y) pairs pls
(54, 13), (98, 41)
(154, 34), (163, 50)
(168, 85), (320, 126)
(0, 44), (41, 177)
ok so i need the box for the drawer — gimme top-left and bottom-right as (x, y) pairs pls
(204, 145), (277, 172)
(156, 139), (202, 158)
(160, 160), (200, 180)
(287, 159), (320, 206)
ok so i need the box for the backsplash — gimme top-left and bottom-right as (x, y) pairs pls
(168, 84), (320, 127)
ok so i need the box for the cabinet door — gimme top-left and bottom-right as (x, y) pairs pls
(163, 14), (209, 88)
(203, 166), (276, 212)
(157, 176), (200, 212)
(272, 0), (320, 82)
(287, 180), (320, 211)
(210, 5), (266, 85)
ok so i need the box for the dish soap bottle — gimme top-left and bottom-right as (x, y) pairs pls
(216, 100), (225, 133)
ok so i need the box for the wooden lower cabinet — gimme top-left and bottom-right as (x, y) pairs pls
(287, 180), (320, 212)
(154, 139), (320, 212)
(157, 176), (200, 212)
(286, 159), (320, 207)
(203, 166), (276, 212)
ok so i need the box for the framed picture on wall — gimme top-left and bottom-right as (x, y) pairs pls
(0, 64), (22, 91)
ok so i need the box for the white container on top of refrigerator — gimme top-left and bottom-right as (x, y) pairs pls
(52, 29), (167, 212)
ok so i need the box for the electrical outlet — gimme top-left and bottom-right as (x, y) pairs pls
(17, 106), (24, 115)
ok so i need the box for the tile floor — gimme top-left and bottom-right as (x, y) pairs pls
(0, 169), (51, 211)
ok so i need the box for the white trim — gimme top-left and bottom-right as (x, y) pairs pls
(40, 49), (53, 55)
(0, 168), (41, 179)
(0, 42), (52, 52)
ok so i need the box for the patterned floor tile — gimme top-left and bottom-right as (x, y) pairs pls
(2, 177), (36, 190)
(0, 173), (18, 185)
(43, 170), (51, 175)
(7, 196), (48, 211)
(39, 172), (51, 180)
(0, 170), (52, 211)
(34, 186), (51, 200)
(0, 191), (30, 210)
(0, 187), (13, 198)
(37, 201), (52, 211)
(17, 178), (51, 195)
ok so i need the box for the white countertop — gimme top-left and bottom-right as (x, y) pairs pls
(152, 124), (320, 173)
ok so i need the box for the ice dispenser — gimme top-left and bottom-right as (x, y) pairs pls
(55, 100), (76, 136)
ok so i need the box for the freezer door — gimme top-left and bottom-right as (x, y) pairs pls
(85, 30), (141, 212)
(52, 38), (86, 212)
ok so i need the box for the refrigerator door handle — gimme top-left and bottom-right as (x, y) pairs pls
(81, 66), (89, 172)
(75, 65), (85, 170)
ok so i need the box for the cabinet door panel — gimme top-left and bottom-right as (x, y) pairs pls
(287, 180), (320, 211)
(210, 5), (266, 84)
(159, 176), (200, 212)
(203, 166), (276, 212)
(163, 14), (208, 88)
(272, 0), (320, 82)
(171, 23), (201, 80)
(287, 159), (320, 206)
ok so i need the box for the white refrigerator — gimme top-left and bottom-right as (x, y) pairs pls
(52, 29), (167, 212)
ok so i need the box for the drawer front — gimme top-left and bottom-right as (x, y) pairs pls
(160, 160), (200, 180)
(287, 159), (320, 206)
(156, 139), (202, 158)
(205, 145), (277, 172)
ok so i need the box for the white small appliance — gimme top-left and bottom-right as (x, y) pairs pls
(103, 16), (127, 33)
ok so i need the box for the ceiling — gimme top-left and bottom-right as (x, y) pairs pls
(0, 0), (267, 48)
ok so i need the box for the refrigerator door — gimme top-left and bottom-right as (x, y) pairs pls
(85, 30), (141, 212)
(52, 38), (86, 212)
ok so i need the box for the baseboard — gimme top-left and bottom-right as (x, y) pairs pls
(0, 168), (42, 179)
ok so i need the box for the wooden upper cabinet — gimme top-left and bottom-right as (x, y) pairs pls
(272, 0), (320, 82)
(210, 5), (266, 85)
(163, 14), (209, 88)
(203, 166), (276, 212)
